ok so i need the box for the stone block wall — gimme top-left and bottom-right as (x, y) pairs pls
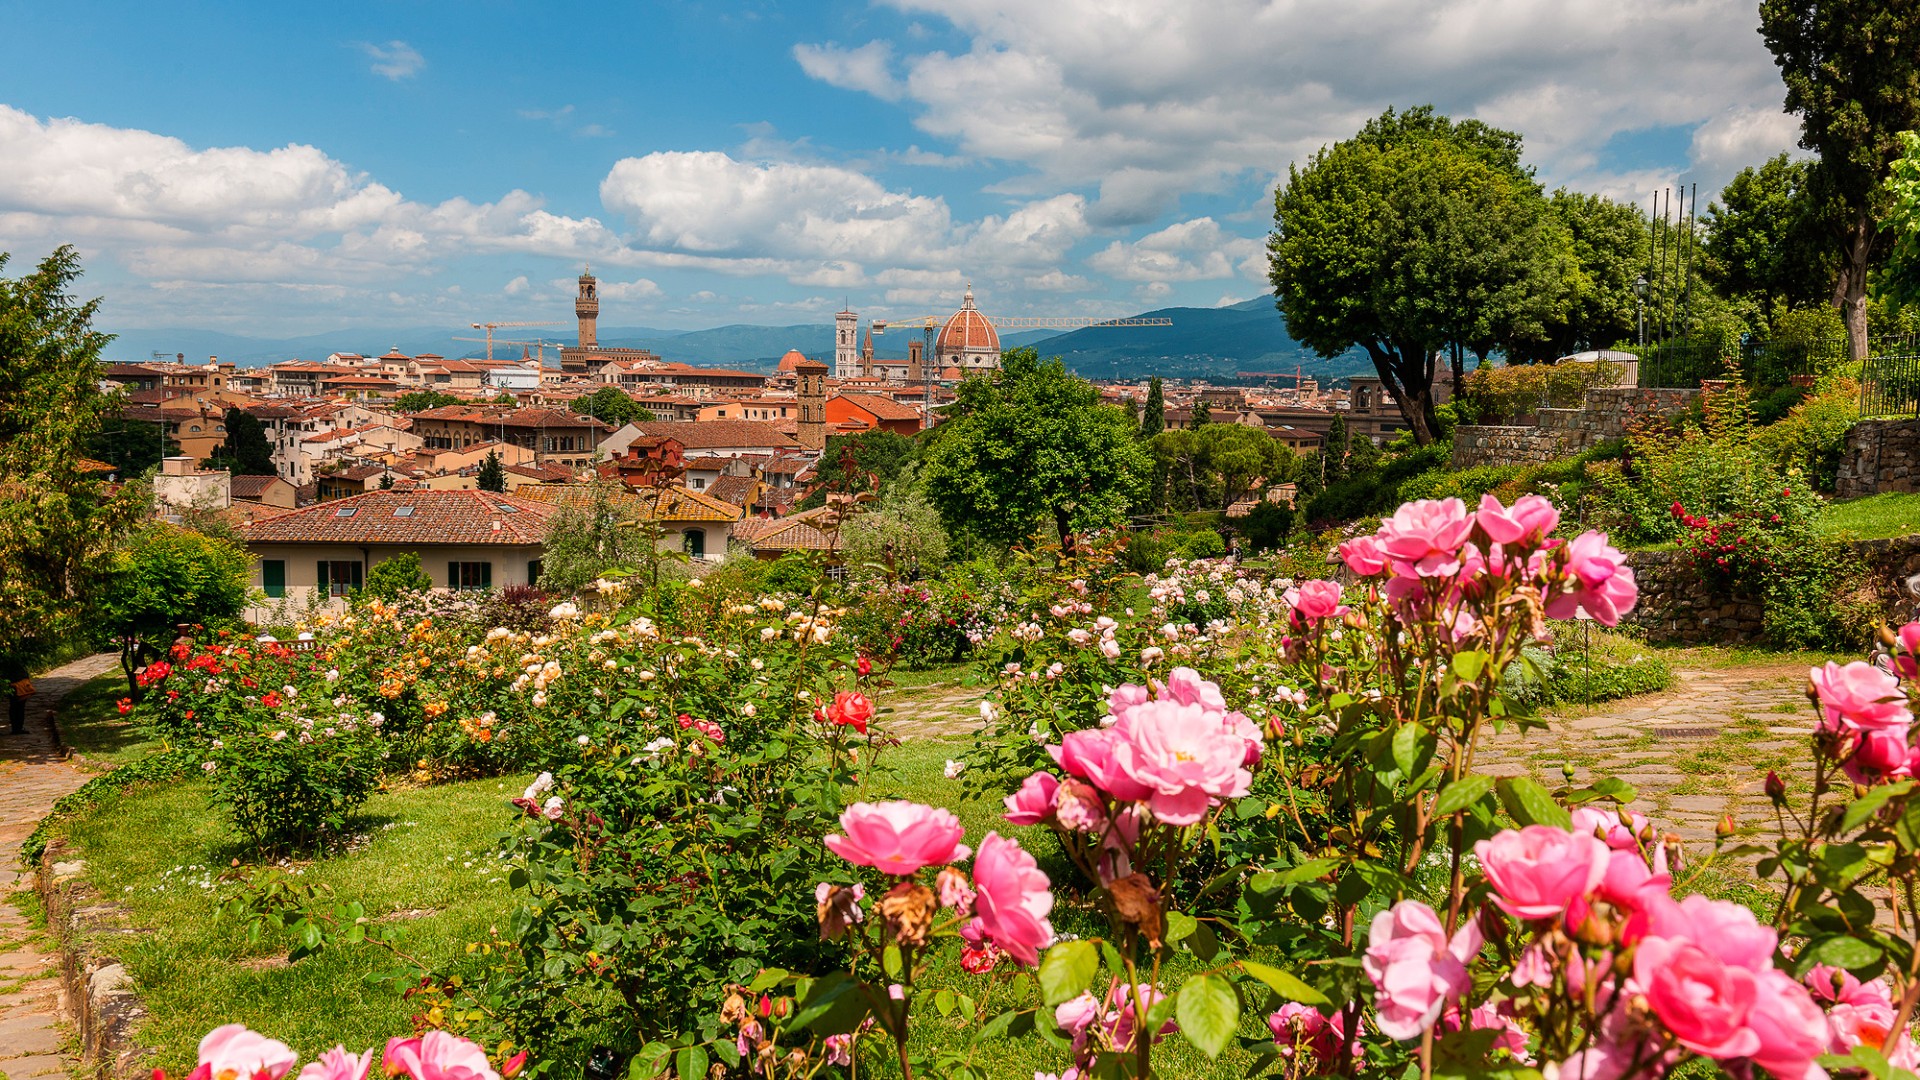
(1835, 418), (1920, 498)
(1625, 534), (1920, 644)
(1451, 387), (1699, 470)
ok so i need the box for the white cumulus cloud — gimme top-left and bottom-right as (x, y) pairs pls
(359, 40), (425, 81)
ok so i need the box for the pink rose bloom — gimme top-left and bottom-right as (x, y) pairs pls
(298, 1048), (374, 1080)
(1805, 964), (1894, 1010)
(969, 832), (1054, 966)
(381, 1033), (501, 1080)
(1459, 1003), (1531, 1063)
(1896, 621), (1920, 679)
(1812, 661), (1912, 733)
(1055, 992), (1103, 1039)
(1269, 1003), (1364, 1069)
(1570, 806), (1649, 852)
(1662, 895), (1778, 971)
(1110, 698), (1252, 826)
(1051, 729), (1153, 802)
(1285, 580), (1350, 624)
(1633, 936), (1761, 1060)
(1104, 980), (1176, 1051)
(1003, 772), (1060, 825)
(1746, 970), (1831, 1080)
(1107, 683), (1151, 723)
(1053, 778), (1108, 833)
(1224, 710), (1264, 766)
(1337, 535), (1388, 576)
(1476, 493), (1560, 546)
(1844, 726), (1915, 783)
(1544, 531), (1638, 626)
(1377, 499), (1474, 578)
(188, 1025), (299, 1080)
(825, 801), (971, 875)
(1362, 900), (1479, 1041)
(1161, 667), (1227, 712)
(1545, 1038), (1646, 1080)
(1475, 826), (1609, 921)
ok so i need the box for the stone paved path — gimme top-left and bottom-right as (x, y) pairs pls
(0, 653), (119, 1080)
(1480, 660), (1815, 850)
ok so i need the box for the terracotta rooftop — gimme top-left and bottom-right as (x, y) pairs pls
(625, 420), (801, 451)
(834, 393), (921, 421)
(515, 483), (744, 524)
(229, 474), (289, 498)
(236, 490), (557, 545)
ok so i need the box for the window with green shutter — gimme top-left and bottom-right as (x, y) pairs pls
(262, 560), (285, 598)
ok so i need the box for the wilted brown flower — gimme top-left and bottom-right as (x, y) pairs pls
(1108, 873), (1165, 948)
(876, 881), (937, 948)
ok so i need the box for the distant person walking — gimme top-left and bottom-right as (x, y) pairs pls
(5, 658), (32, 735)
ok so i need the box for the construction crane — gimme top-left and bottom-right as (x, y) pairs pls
(468, 321), (559, 362)
(1236, 366), (1314, 389)
(870, 309), (1173, 426)
(452, 336), (566, 366)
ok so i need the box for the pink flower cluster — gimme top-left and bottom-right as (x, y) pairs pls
(823, 801), (1055, 966)
(1811, 660), (1917, 783)
(1053, 979), (1179, 1075)
(1334, 495), (1637, 627)
(1362, 900), (1482, 1040)
(1805, 963), (1920, 1066)
(1011, 668), (1258, 830)
(172, 1026), (521, 1080)
(1268, 1003), (1363, 1071)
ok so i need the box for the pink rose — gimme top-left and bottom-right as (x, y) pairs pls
(1224, 710), (1264, 766)
(1269, 1003), (1364, 1069)
(1896, 621), (1920, 679)
(381, 1033), (502, 1080)
(1811, 661), (1911, 733)
(1544, 531), (1638, 626)
(1104, 980), (1176, 1052)
(1457, 1003), (1530, 1063)
(1285, 580), (1350, 624)
(968, 832), (1054, 966)
(1050, 729), (1153, 802)
(298, 1048), (374, 1080)
(188, 1025), (299, 1080)
(1746, 970), (1831, 1080)
(1475, 826), (1609, 921)
(1110, 698), (1252, 826)
(1003, 772), (1060, 825)
(1053, 778), (1108, 833)
(1570, 806), (1649, 852)
(1336, 535), (1388, 576)
(1476, 493), (1560, 546)
(1055, 992), (1103, 1040)
(1377, 498), (1474, 578)
(825, 801), (971, 875)
(1844, 726), (1915, 783)
(1667, 894), (1777, 971)
(1805, 963), (1894, 1010)
(1161, 667), (1227, 712)
(1362, 900), (1479, 1041)
(1633, 936), (1761, 1060)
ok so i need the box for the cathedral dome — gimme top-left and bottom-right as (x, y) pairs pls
(936, 286), (1000, 356)
(777, 348), (810, 373)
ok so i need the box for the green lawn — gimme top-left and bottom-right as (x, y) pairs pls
(1819, 492), (1920, 541)
(57, 673), (158, 768)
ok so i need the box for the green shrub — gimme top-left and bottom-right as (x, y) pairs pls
(1458, 360), (1624, 424)
(362, 553), (433, 599)
(205, 719), (386, 850)
(1506, 630), (1674, 705)
(1754, 379), (1860, 492)
(1178, 528), (1226, 559)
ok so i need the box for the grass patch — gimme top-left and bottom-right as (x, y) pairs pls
(56, 773), (529, 1071)
(1819, 492), (1920, 541)
(57, 672), (159, 768)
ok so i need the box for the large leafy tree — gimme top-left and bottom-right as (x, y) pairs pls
(1151, 425), (1298, 511)
(395, 389), (464, 412)
(1702, 154), (1836, 329)
(922, 348), (1149, 550)
(1140, 377), (1165, 437)
(205, 406), (276, 475)
(800, 429), (918, 510)
(0, 247), (145, 670)
(1522, 190), (1649, 360)
(96, 523), (250, 697)
(1883, 131), (1920, 309)
(1270, 107), (1562, 442)
(1760, 0), (1920, 359)
(576, 386), (655, 427)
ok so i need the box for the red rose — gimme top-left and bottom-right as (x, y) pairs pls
(826, 691), (874, 735)
(262, 691), (283, 708)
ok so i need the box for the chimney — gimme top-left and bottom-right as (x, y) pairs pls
(161, 455), (193, 476)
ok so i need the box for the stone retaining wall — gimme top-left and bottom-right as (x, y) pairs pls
(1452, 387), (1700, 470)
(36, 841), (150, 1080)
(1625, 535), (1920, 644)
(1836, 418), (1920, 498)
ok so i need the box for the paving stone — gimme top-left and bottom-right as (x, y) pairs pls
(0, 1013), (60, 1055)
(0, 1055), (67, 1078)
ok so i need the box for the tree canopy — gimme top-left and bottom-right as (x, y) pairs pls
(0, 246), (145, 669)
(1150, 424), (1298, 511)
(1760, 0), (1920, 358)
(1702, 154), (1836, 329)
(96, 522), (249, 696)
(363, 552), (433, 599)
(205, 406), (276, 476)
(477, 449), (508, 493)
(1270, 107), (1576, 442)
(576, 386), (655, 427)
(395, 389), (464, 412)
(800, 429), (919, 509)
(922, 348), (1149, 550)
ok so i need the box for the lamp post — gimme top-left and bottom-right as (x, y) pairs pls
(1635, 275), (1648, 348)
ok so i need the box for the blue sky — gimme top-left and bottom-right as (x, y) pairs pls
(0, 0), (1804, 337)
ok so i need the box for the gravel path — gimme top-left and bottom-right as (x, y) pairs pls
(0, 653), (120, 1080)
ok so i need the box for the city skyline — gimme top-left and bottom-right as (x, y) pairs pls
(0, 0), (1803, 337)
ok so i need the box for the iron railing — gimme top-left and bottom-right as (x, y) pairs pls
(1861, 353), (1920, 418)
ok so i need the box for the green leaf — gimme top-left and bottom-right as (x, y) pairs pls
(1585, 777), (1638, 804)
(1449, 651), (1487, 684)
(1808, 934), (1884, 972)
(1039, 940), (1099, 1006)
(935, 988), (957, 1017)
(1166, 911), (1198, 944)
(1188, 921), (1221, 962)
(630, 1043), (673, 1079)
(1273, 858), (1341, 885)
(1433, 775), (1495, 818)
(1497, 776), (1572, 830)
(673, 1046), (707, 1080)
(1844, 782), (1912, 833)
(1239, 960), (1328, 1005)
(1392, 723), (1426, 776)
(747, 968), (788, 993)
(788, 971), (871, 1036)
(1176, 973), (1240, 1059)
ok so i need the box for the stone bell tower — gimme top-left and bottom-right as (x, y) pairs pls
(575, 266), (599, 350)
(795, 357), (829, 451)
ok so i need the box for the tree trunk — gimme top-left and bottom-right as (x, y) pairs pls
(1836, 211), (1875, 361)
(1365, 343), (1438, 445)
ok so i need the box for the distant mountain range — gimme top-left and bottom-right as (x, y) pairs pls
(100, 296), (1372, 383)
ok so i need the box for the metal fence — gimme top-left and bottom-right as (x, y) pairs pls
(1635, 339), (1850, 389)
(1861, 353), (1920, 418)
